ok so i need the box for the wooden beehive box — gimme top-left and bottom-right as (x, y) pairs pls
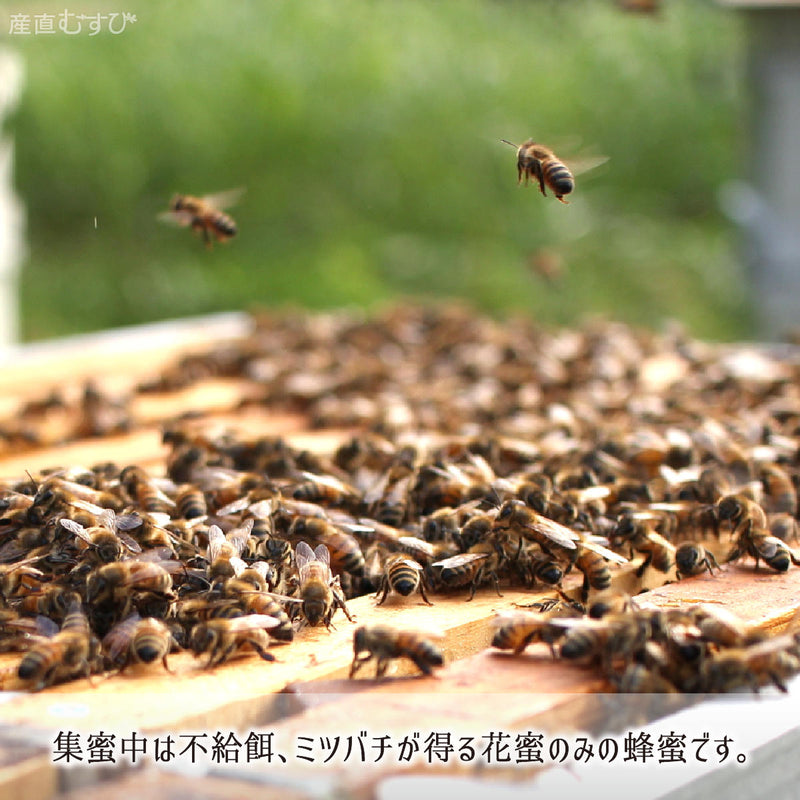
(2, 307), (800, 799)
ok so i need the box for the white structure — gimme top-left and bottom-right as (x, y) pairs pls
(0, 48), (24, 347)
(719, 2), (800, 339)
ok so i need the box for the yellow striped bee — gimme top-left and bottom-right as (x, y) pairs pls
(375, 554), (432, 605)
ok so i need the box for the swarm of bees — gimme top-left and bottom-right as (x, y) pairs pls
(2, 304), (800, 695)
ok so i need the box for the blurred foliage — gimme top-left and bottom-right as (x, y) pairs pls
(5, 0), (750, 341)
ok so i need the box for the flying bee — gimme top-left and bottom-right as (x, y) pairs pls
(675, 542), (721, 579)
(294, 541), (354, 629)
(491, 609), (576, 658)
(500, 139), (605, 204)
(188, 614), (280, 668)
(159, 188), (244, 249)
(375, 554), (433, 606)
(349, 624), (444, 678)
(102, 612), (175, 672)
(17, 597), (101, 691)
(726, 526), (800, 573)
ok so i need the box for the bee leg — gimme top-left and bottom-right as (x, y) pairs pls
(161, 655), (174, 674)
(635, 552), (652, 579)
(556, 195), (570, 205)
(581, 575), (590, 605)
(376, 658), (389, 679)
(250, 642), (275, 663)
(418, 580), (434, 606)
(374, 577), (389, 606)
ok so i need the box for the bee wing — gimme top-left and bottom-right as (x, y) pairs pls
(566, 155), (609, 178)
(206, 525), (226, 562)
(102, 613), (141, 662)
(157, 209), (194, 228)
(60, 517), (93, 544)
(526, 516), (580, 550)
(67, 498), (107, 517)
(34, 615), (60, 638)
(431, 552), (489, 569)
(114, 512), (143, 532)
(216, 497), (251, 517)
(225, 520), (253, 557)
(117, 532), (143, 554)
(392, 556), (425, 572)
(579, 539), (629, 565)
(248, 561), (273, 581)
(227, 613), (281, 632)
(200, 187), (246, 210)
(294, 540), (316, 571)
(229, 556), (248, 577)
(313, 543), (331, 566)
(97, 509), (117, 531)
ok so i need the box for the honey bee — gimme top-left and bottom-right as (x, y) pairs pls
(501, 139), (576, 203)
(86, 559), (178, 610)
(699, 635), (800, 693)
(288, 516), (365, 576)
(612, 514), (675, 577)
(206, 521), (252, 584)
(716, 494), (767, 537)
(188, 614), (280, 668)
(119, 466), (176, 514)
(159, 189), (244, 249)
(573, 547), (617, 603)
(102, 612), (175, 672)
(295, 541), (354, 628)
(17, 597), (101, 691)
(375, 554), (433, 606)
(59, 515), (142, 565)
(491, 609), (575, 657)
(674, 542), (721, 579)
(687, 603), (764, 649)
(428, 544), (501, 601)
(292, 472), (360, 509)
(492, 499), (580, 561)
(726, 526), (800, 572)
(760, 465), (797, 516)
(612, 664), (679, 694)
(349, 624), (444, 678)
(174, 485), (208, 520)
(555, 613), (651, 672)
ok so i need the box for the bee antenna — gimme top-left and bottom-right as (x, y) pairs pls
(24, 470), (39, 491)
(499, 139), (518, 149)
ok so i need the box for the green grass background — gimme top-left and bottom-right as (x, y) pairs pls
(4, 0), (751, 342)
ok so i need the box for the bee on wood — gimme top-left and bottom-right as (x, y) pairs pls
(188, 614), (280, 668)
(554, 613), (651, 673)
(294, 541), (354, 629)
(612, 514), (675, 577)
(674, 541), (721, 579)
(491, 609), (576, 658)
(726, 526), (800, 573)
(17, 596), (101, 691)
(428, 543), (501, 601)
(716, 494), (767, 537)
(102, 612), (175, 672)
(159, 188), (244, 249)
(375, 554), (432, 606)
(699, 635), (800, 693)
(349, 624), (444, 678)
(571, 541), (628, 603)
